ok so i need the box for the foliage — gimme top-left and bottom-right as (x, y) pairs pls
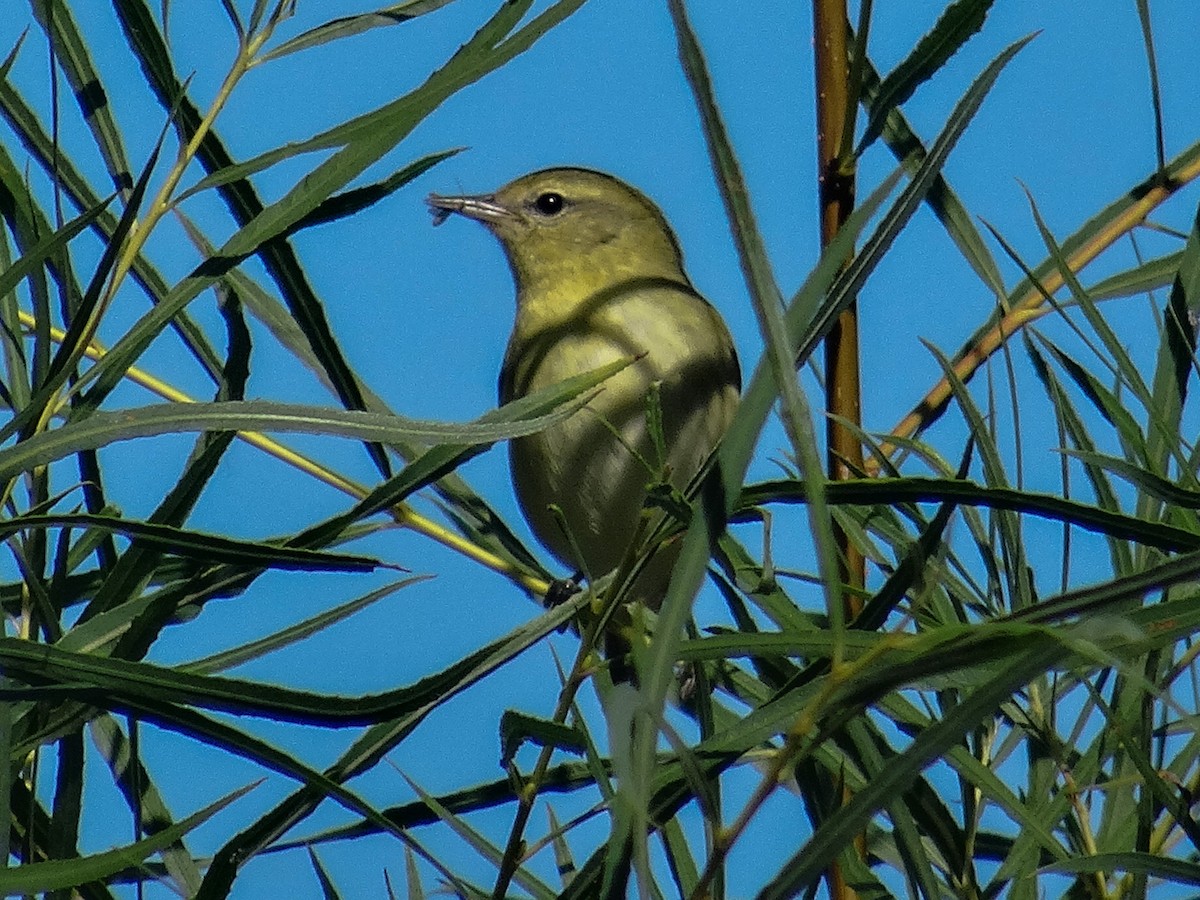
(1, 1), (1200, 898)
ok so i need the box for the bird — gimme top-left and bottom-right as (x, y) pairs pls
(428, 167), (739, 678)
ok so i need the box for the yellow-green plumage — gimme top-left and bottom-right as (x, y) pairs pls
(428, 168), (739, 606)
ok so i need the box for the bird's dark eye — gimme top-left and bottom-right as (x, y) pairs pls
(533, 192), (565, 215)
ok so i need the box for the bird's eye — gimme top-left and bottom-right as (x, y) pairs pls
(533, 192), (565, 216)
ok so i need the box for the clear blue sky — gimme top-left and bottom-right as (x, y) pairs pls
(3, 1), (1198, 896)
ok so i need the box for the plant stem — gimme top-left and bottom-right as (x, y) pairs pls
(814, 1), (864, 898)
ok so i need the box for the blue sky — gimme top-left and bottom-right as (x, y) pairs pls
(4, 1), (1199, 896)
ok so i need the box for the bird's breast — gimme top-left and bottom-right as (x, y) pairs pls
(501, 282), (738, 579)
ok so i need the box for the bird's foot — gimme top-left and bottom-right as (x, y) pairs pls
(544, 576), (582, 632)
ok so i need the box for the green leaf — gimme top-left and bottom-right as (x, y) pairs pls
(1144, 201), (1200, 492)
(1087, 250), (1182, 300)
(499, 710), (587, 767)
(307, 846), (343, 900)
(857, 0), (997, 154)
(184, 577), (429, 674)
(0, 783), (253, 894)
(0, 591), (581, 725)
(740, 476), (1200, 553)
(400, 772), (557, 900)
(29, 0), (134, 193)
(1041, 851), (1200, 885)
(88, 715), (203, 896)
(0, 383), (617, 486)
(0, 513), (384, 572)
(0, 198), (112, 301)
(0, 67), (225, 383)
(259, 1), (459, 63)
(796, 33), (1037, 370)
(198, 586), (592, 896)
(858, 46), (1006, 300)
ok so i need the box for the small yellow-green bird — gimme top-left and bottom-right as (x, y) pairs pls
(427, 167), (739, 636)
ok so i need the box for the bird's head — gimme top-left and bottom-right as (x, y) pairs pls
(428, 167), (689, 297)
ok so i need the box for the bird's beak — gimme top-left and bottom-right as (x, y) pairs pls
(426, 193), (515, 228)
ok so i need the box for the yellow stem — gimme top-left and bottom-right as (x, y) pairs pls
(19, 310), (549, 597)
(872, 151), (1200, 473)
(1059, 767), (1111, 899)
(36, 22), (279, 434)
